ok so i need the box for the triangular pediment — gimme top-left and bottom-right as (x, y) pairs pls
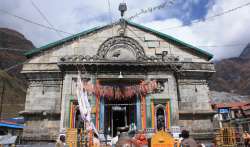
(24, 20), (213, 61)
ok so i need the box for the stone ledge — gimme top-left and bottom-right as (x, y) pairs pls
(191, 132), (215, 140)
(19, 110), (61, 117)
(179, 110), (216, 115)
(21, 136), (57, 143)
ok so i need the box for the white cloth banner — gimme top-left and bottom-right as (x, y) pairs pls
(76, 73), (88, 120)
(83, 91), (91, 122)
(77, 72), (99, 136)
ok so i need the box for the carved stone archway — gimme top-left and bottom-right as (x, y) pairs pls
(97, 36), (146, 61)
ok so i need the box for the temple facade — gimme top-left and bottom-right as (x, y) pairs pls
(21, 20), (215, 142)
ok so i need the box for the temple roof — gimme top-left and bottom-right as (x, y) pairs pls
(24, 20), (213, 60)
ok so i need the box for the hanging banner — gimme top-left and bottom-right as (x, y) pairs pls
(82, 80), (158, 99)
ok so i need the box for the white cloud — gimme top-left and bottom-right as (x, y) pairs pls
(0, 0), (164, 46)
(144, 0), (250, 60)
(0, 0), (249, 60)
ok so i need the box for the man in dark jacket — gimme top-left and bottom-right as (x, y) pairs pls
(180, 130), (198, 147)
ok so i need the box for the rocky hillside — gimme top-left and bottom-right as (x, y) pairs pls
(240, 43), (250, 59)
(0, 70), (26, 118)
(209, 44), (250, 95)
(0, 28), (34, 119)
(0, 28), (34, 75)
(209, 91), (250, 104)
(0, 28), (33, 50)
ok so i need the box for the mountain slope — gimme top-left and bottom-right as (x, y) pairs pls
(0, 70), (26, 118)
(0, 28), (34, 119)
(210, 91), (250, 104)
(0, 28), (34, 73)
(240, 43), (250, 59)
(0, 28), (33, 51)
(209, 44), (250, 95)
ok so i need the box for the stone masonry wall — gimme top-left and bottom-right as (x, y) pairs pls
(22, 79), (62, 141)
(178, 78), (214, 134)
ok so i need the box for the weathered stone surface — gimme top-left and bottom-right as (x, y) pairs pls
(21, 22), (214, 142)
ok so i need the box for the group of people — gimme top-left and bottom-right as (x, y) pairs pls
(179, 130), (211, 147)
(56, 129), (215, 147)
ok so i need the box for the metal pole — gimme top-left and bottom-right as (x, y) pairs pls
(0, 80), (5, 119)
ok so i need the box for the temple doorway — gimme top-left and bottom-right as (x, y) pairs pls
(112, 106), (126, 136)
(104, 98), (136, 137)
(99, 79), (140, 137)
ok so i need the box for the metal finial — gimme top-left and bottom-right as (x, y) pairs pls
(119, 3), (127, 18)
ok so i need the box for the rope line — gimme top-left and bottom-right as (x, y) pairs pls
(159, 1), (250, 30)
(29, 0), (63, 37)
(0, 9), (73, 35)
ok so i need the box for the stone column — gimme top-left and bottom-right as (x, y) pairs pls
(146, 95), (152, 128)
(136, 95), (141, 129)
(100, 97), (105, 130)
(60, 74), (69, 132)
(60, 73), (75, 133)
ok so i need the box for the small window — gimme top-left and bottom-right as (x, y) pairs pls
(218, 108), (230, 120)
(221, 113), (230, 120)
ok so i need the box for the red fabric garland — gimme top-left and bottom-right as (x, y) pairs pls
(82, 80), (157, 99)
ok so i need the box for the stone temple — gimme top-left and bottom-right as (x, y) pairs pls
(21, 19), (215, 143)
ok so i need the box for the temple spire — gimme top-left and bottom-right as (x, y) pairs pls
(118, 2), (127, 18)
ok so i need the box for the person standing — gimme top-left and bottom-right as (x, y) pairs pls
(55, 135), (66, 147)
(93, 133), (100, 147)
(180, 130), (198, 147)
(242, 131), (250, 147)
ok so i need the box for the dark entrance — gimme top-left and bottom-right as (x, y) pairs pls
(112, 106), (126, 137)
(156, 106), (166, 131)
(104, 98), (136, 137)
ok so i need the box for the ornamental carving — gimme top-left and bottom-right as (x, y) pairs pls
(97, 36), (146, 61)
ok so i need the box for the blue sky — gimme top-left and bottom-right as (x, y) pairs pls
(0, 0), (250, 59)
(153, 0), (212, 25)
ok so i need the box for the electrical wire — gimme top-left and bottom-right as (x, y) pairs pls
(126, 0), (176, 20)
(0, 8), (117, 39)
(0, 8), (122, 39)
(1, 1), (249, 37)
(125, 20), (248, 49)
(106, 0), (114, 35)
(1, 1), (249, 72)
(0, 0), (249, 37)
(159, 1), (250, 30)
(29, 0), (63, 37)
(107, 0), (113, 24)
(0, 9), (73, 35)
